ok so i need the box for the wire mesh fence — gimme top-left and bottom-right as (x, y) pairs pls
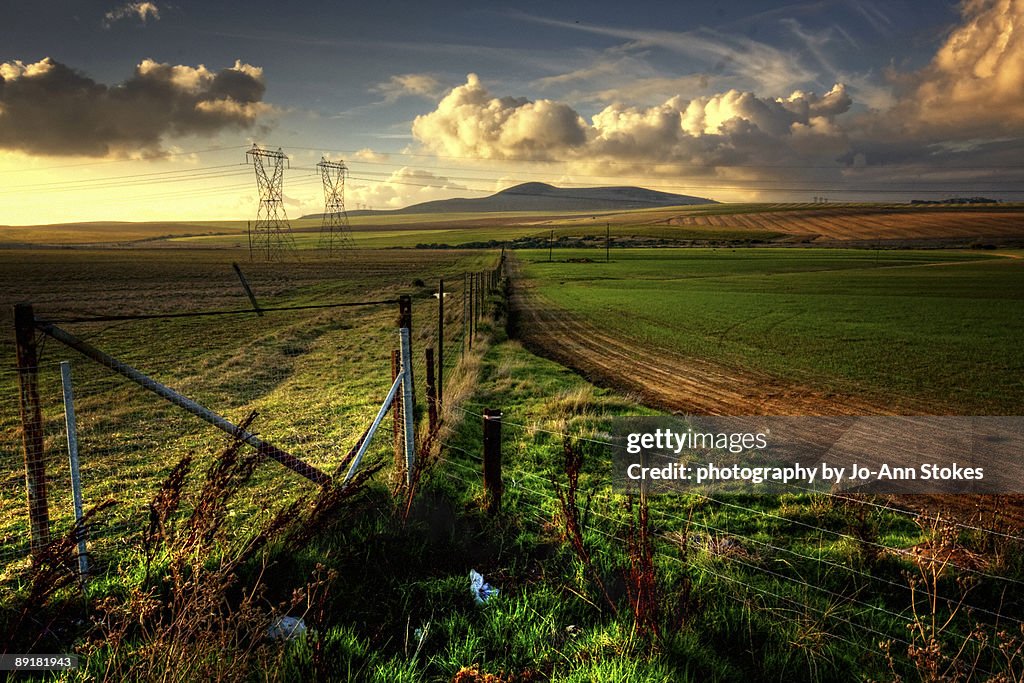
(0, 249), (505, 585)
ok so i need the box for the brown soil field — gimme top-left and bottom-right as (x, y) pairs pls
(664, 207), (1024, 240)
(7, 204), (1024, 246)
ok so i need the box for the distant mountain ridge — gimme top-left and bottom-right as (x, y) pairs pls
(302, 182), (716, 218)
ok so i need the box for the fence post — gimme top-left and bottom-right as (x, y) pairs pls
(398, 295), (416, 486)
(467, 272), (473, 350)
(391, 349), (403, 480)
(232, 262), (263, 316)
(14, 303), (50, 556)
(483, 409), (503, 515)
(60, 361), (88, 583)
(437, 278), (444, 406)
(425, 348), (437, 434)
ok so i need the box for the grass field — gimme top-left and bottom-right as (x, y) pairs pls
(2, 217), (1024, 680)
(0, 248), (492, 575)
(516, 248), (1024, 414)
(0, 242), (1022, 680)
(5, 201), (1024, 247)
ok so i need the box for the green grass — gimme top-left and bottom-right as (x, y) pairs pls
(517, 248), (1024, 413)
(3, 269), (1022, 681)
(0, 247), (493, 578)
(399, 327), (1019, 681)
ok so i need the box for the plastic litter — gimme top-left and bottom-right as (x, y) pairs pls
(267, 615), (307, 640)
(469, 569), (499, 604)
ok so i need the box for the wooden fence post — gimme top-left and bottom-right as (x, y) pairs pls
(425, 347), (437, 435)
(467, 272), (474, 350)
(477, 272), (483, 316)
(483, 409), (503, 515)
(232, 262), (263, 316)
(14, 303), (50, 555)
(437, 278), (444, 406)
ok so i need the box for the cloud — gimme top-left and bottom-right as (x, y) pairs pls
(412, 74), (851, 178)
(371, 73), (443, 102)
(103, 1), (160, 28)
(512, 13), (817, 95)
(834, 0), (1024, 173)
(408, 1), (1024, 200)
(893, 0), (1024, 138)
(348, 167), (467, 209)
(353, 148), (389, 162)
(0, 57), (273, 157)
(412, 73), (588, 160)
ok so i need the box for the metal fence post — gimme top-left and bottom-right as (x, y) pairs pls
(60, 361), (88, 583)
(483, 409), (503, 515)
(398, 295), (416, 486)
(14, 303), (50, 556)
(391, 349), (403, 475)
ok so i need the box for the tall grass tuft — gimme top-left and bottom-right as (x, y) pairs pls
(76, 412), (379, 682)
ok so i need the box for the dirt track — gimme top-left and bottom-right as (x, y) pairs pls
(508, 257), (897, 417)
(507, 255), (1024, 530)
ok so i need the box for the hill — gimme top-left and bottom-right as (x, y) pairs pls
(302, 182), (716, 218)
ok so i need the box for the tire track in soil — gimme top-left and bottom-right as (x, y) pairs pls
(507, 257), (897, 417)
(506, 256), (1024, 529)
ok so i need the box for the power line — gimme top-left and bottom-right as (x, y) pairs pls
(0, 144), (249, 174)
(284, 145), (1024, 172)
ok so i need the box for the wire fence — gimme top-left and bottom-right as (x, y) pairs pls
(431, 395), (1024, 678)
(0, 250), (505, 584)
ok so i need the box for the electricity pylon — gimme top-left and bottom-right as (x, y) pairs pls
(317, 157), (353, 254)
(247, 144), (295, 261)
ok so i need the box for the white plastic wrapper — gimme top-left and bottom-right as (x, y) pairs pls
(267, 615), (307, 640)
(469, 569), (499, 604)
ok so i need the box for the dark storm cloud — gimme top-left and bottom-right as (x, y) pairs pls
(0, 57), (273, 157)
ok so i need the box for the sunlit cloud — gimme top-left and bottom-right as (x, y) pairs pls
(103, 1), (160, 28)
(407, 0), (1024, 201)
(371, 73), (444, 102)
(348, 167), (467, 210)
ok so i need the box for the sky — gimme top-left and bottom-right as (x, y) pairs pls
(1, 0), (1023, 224)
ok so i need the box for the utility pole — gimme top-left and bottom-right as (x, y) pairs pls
(247, 144), (295, 261)
(317, 157), (354, 255)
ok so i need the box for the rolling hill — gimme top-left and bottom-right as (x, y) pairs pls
(302, 182), (716, 218)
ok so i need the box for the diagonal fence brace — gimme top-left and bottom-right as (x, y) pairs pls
(342, 370), (405, 486)
(36, 320), (330, 486)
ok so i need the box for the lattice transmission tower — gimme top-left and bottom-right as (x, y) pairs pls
(317, 157), (354, 254)
(247, 144), (295, 260)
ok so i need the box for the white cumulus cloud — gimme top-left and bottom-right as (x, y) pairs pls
(412, 73), (588, 160)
